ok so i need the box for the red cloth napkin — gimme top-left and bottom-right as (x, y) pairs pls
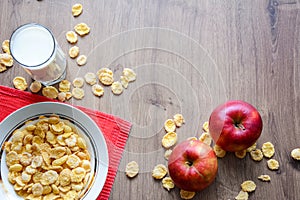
(0, 85), (131, 200)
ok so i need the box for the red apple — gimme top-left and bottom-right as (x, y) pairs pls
(168, 140), (218, 192)
(208, 100), (263, 152)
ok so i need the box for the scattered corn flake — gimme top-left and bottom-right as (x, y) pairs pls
(291, 148), (300, 160)
(235, 190), (249, 200)
(258, 175), (271, 182)
(72, 87), (85, 100)
(42, 86), (58, 99)
(72, 3), (83, 17)
(235, 149), (247, 159)
(162, 177), (175, 191)
(164, 119), (176, 132)
(59, 80), (71, 92)
(202, 121), (209, 132)
(72, 77), (84, 88)
(65, 91), (73, 100)
(250, 149), (263, 161)
(213, 145), (226, 158)
(97, 67), (113, 76)
(125, 161), (139, 178)
(164, 149), (172, 161)
(13, 76), (28, 91)
(84, 72), (97, 85)
(173, 114), (185, 127)
(152, 164), (168, 179)
(179, 190), (196, 200)
(69, 46), (80, 58)
(246, 143), (257, 152)
(99, 72), (114, 86)
(29, 81), (42, 93)
(91, 84), (104, 97)
(0, 63), (7, 72)
(122, 68), (136, 82)
(261, 142), (275, 158)
(162, 132), (177, 149)
(111, 81), (123, 95)
(74, 23), (90, 36)
(2, 40), (10, 54)
(267, 159), (279, 170)
(120, 75), (129, 88)
(241, 180), (256, 192)
(0, 53), (13, 67)
(57, 92), (67, 102)
(199, 132), (212, 146)
(66, 31), (78, 44)
(76, 55), (87, 66)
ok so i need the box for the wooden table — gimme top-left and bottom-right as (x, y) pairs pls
(1, 0), (299, 199)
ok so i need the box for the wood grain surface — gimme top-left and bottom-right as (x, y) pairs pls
(1, 0), (300, 199)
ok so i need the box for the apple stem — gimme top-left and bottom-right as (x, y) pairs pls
(185, 160), (193, 167)
(235, 123), (246, 130)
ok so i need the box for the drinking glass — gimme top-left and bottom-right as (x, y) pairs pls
(10, 23), (67, 86)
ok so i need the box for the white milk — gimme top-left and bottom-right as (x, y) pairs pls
(10, 23), (66, 85)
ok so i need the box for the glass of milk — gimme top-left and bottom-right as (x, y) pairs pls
(10, 23), (67, 86)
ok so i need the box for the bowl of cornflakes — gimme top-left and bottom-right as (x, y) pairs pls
(0, 102), (109, 199)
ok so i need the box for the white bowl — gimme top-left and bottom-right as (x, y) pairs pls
(0, 102), (109, 200)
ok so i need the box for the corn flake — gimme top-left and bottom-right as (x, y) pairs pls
(32, 183), (43, 197)
(42, 86), (59, 99)
(246, 143), (257, 152)
(84, 72), (97, 85)
(76, 55), (87, 66)
(235, 149), (247, 159)
(213, 145), (226, 158)
(120, 75), (129, 89)
(111, 81), (123, 95)
(258, 174), (271, 182)
(241, 180), (256, 192)
(202, 121), (209, 132)
(291, 148), (300, 160)
(72, 3), (83, 17)
(0, 53), (13, 67)
(69, 46), (80, 59)
(267, 159), (279, 170)
(2, 40), (10, 54)
(13, 76), (28, 91)
(250, 149), (263, 161)
(72, 77), (84, 88)
(97, 67), (113, 76)
(122, 68), (136, 82)
(72, 88), (85, 100)
(199, 132), (212, 146)
(152, 164), (168, 179)
(162, 177), (174, 191)
(261, 142), (275, 158)
(98, 71), (114, 86)
(29, 81), (42, 93)
(66, 31), (78, 44)
(74, 23), (90, 36)
(164, 119), (176, 133)
(59, 80), (71, 92)
(0, 63), (7, 72)
(91, 84), (104, 97)
(235, 190), (249, 200)
(125, 161), (139, 178)
(179, 190), (196, 200)
(173, 114), (185, 127)
(162, 132), (177, 149)
(164, 149), (172, 161)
